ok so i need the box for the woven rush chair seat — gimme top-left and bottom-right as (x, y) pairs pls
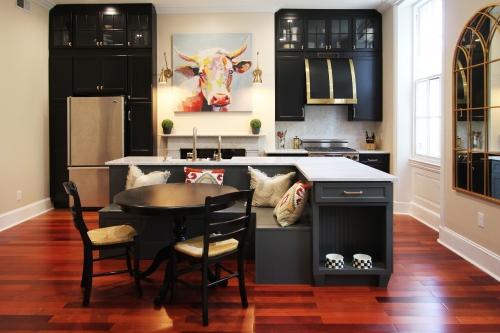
(88, 225), (138, 246)
(173, 235), (238, 258)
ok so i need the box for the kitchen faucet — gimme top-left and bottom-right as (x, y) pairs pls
(187, 127), (197, 161)
(213, 136), (221, 162)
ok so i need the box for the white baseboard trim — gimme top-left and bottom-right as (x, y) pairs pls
(438, 226), (500, 282)
(393, 200), (410, 214)
(409, 202), (440, 231)
(0, 198), (53, 232)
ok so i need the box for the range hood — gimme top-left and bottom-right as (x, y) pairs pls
(305, 58), (357, 105)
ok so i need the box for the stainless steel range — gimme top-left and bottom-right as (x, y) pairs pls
(302, 139), (359, 161)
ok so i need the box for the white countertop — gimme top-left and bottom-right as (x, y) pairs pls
(106, 156), (398, 182)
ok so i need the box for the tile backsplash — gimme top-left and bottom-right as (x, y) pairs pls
(275, 105), (379, 149)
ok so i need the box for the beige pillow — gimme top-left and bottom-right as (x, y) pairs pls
(273, 181), (311, 227)
(125, 165), (171, 189)
(248, 166), (295, 207)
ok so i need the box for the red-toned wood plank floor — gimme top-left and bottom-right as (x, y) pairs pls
(1, 210), (500, 332)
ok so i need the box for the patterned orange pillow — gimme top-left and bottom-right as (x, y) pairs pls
(184, 167), (225, 185)
(273, 181), (310, 227)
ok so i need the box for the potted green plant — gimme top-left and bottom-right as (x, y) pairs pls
(161, 119), (173, 134)
(250, 118), (261, 134)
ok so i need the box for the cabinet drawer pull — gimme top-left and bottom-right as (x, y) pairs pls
(367, 159), (378, 162)
(343, 191), (363, 195)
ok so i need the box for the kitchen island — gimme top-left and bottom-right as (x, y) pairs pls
(104, 156), (397, 287)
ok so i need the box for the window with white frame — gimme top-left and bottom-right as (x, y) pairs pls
(413, 0), (442, 159)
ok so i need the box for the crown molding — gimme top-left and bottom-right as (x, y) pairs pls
(377, 0), (405, 13)
(32, 0), (56, 10)
(156, 5), (281, 14)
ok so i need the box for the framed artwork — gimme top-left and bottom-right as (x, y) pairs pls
(172, 33), (253, 112)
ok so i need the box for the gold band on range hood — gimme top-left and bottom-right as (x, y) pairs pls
(305, 58), (357, 104)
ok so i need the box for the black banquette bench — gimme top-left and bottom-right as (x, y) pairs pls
(99, 164), (312, 284)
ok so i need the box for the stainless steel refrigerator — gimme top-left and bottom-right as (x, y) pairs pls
(67, 96), (124, 208)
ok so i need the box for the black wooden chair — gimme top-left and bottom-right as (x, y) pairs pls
(168, 189), (254, 326)
(63, 181), (142, 306)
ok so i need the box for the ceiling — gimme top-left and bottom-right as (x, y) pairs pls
(46, 0), (393, 13)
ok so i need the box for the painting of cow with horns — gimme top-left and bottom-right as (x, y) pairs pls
(172, 34), (253, 112)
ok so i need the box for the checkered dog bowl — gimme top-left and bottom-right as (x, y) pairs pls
(352, 254), (372, 269)
(325, 253), (344, 269)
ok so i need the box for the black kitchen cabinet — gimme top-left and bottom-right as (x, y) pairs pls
(349, 56), (382, 121)
(359, 153), (390, 173)
(128, 55), (152, 101)
(50, 55), (73, 102)
(50, 12), (72, 48)
(127, 102), (153, 156)
(276, 9), (381, 52)
(275, 55), (306, 121)
(73, 7), (126, 48)
(49, 3), (156, 208)
(73, 55), (127, 95)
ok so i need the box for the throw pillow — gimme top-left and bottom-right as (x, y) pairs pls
(185, 167), (225, 185)
(125, 165), (171, 189)
(248, 166), (295, 207)
(273, 180), (311, 227)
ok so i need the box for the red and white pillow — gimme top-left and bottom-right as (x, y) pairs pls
(273, 180), (311, 227)
(184, 167), (225, 185)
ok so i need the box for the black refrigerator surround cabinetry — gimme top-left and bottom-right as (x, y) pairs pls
(275, 9), (382, 122)
(49, 3), (157, 208)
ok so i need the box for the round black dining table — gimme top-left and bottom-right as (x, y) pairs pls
(113, 183), (239, 304)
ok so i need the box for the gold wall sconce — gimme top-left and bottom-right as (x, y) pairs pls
(253, 51), (262, 84)
(158, 51), (173, 83)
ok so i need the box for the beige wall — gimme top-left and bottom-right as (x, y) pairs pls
(156, 12), (276, 151)
(0, 2), (49, 216)
(442, 1), (500, 256)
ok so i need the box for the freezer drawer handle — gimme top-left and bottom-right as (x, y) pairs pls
(343, 191), (363, 195)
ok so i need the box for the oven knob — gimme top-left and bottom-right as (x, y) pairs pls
(345, 155), (352, 159)
(352, 155), (358, 161)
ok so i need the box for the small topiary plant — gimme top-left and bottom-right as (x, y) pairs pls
(250, 118), (261, 128)
(161, 119), (173, 129)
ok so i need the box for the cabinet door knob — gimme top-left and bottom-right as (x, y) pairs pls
(96, 41), (99, 46)
(329, 45), (331, 49)
(353, 45), (356, 50)
(100, 42), (103, 46)
(343, 191), (363, 195)
(128, 110), (131, 121)
(128, 42), (131, 46)
(128, 95), (131, 100)
(68, 42), (72, 47)
(301, 45), (303, 49)
(97, 86), (100, 90)
(101, 86), (103, 90)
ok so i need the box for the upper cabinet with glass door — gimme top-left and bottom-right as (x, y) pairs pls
(298, 10), (380, 52)
(49, 4), (155, 49)
(276, 15), (303, 51)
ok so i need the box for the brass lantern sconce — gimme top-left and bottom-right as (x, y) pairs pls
(253, 51), (262, 84)
(158, 51), (173, 83)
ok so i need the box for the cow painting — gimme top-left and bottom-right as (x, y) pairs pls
(173, 34), (252, 112)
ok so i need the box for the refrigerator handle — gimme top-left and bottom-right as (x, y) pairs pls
(128, 110), (131, 121)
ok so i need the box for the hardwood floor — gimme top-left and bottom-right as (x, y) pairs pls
(1, 210), (500, 332)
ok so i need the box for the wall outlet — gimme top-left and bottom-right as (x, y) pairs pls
(17, 190), (22, 201)
(478, 212), (484, 228)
